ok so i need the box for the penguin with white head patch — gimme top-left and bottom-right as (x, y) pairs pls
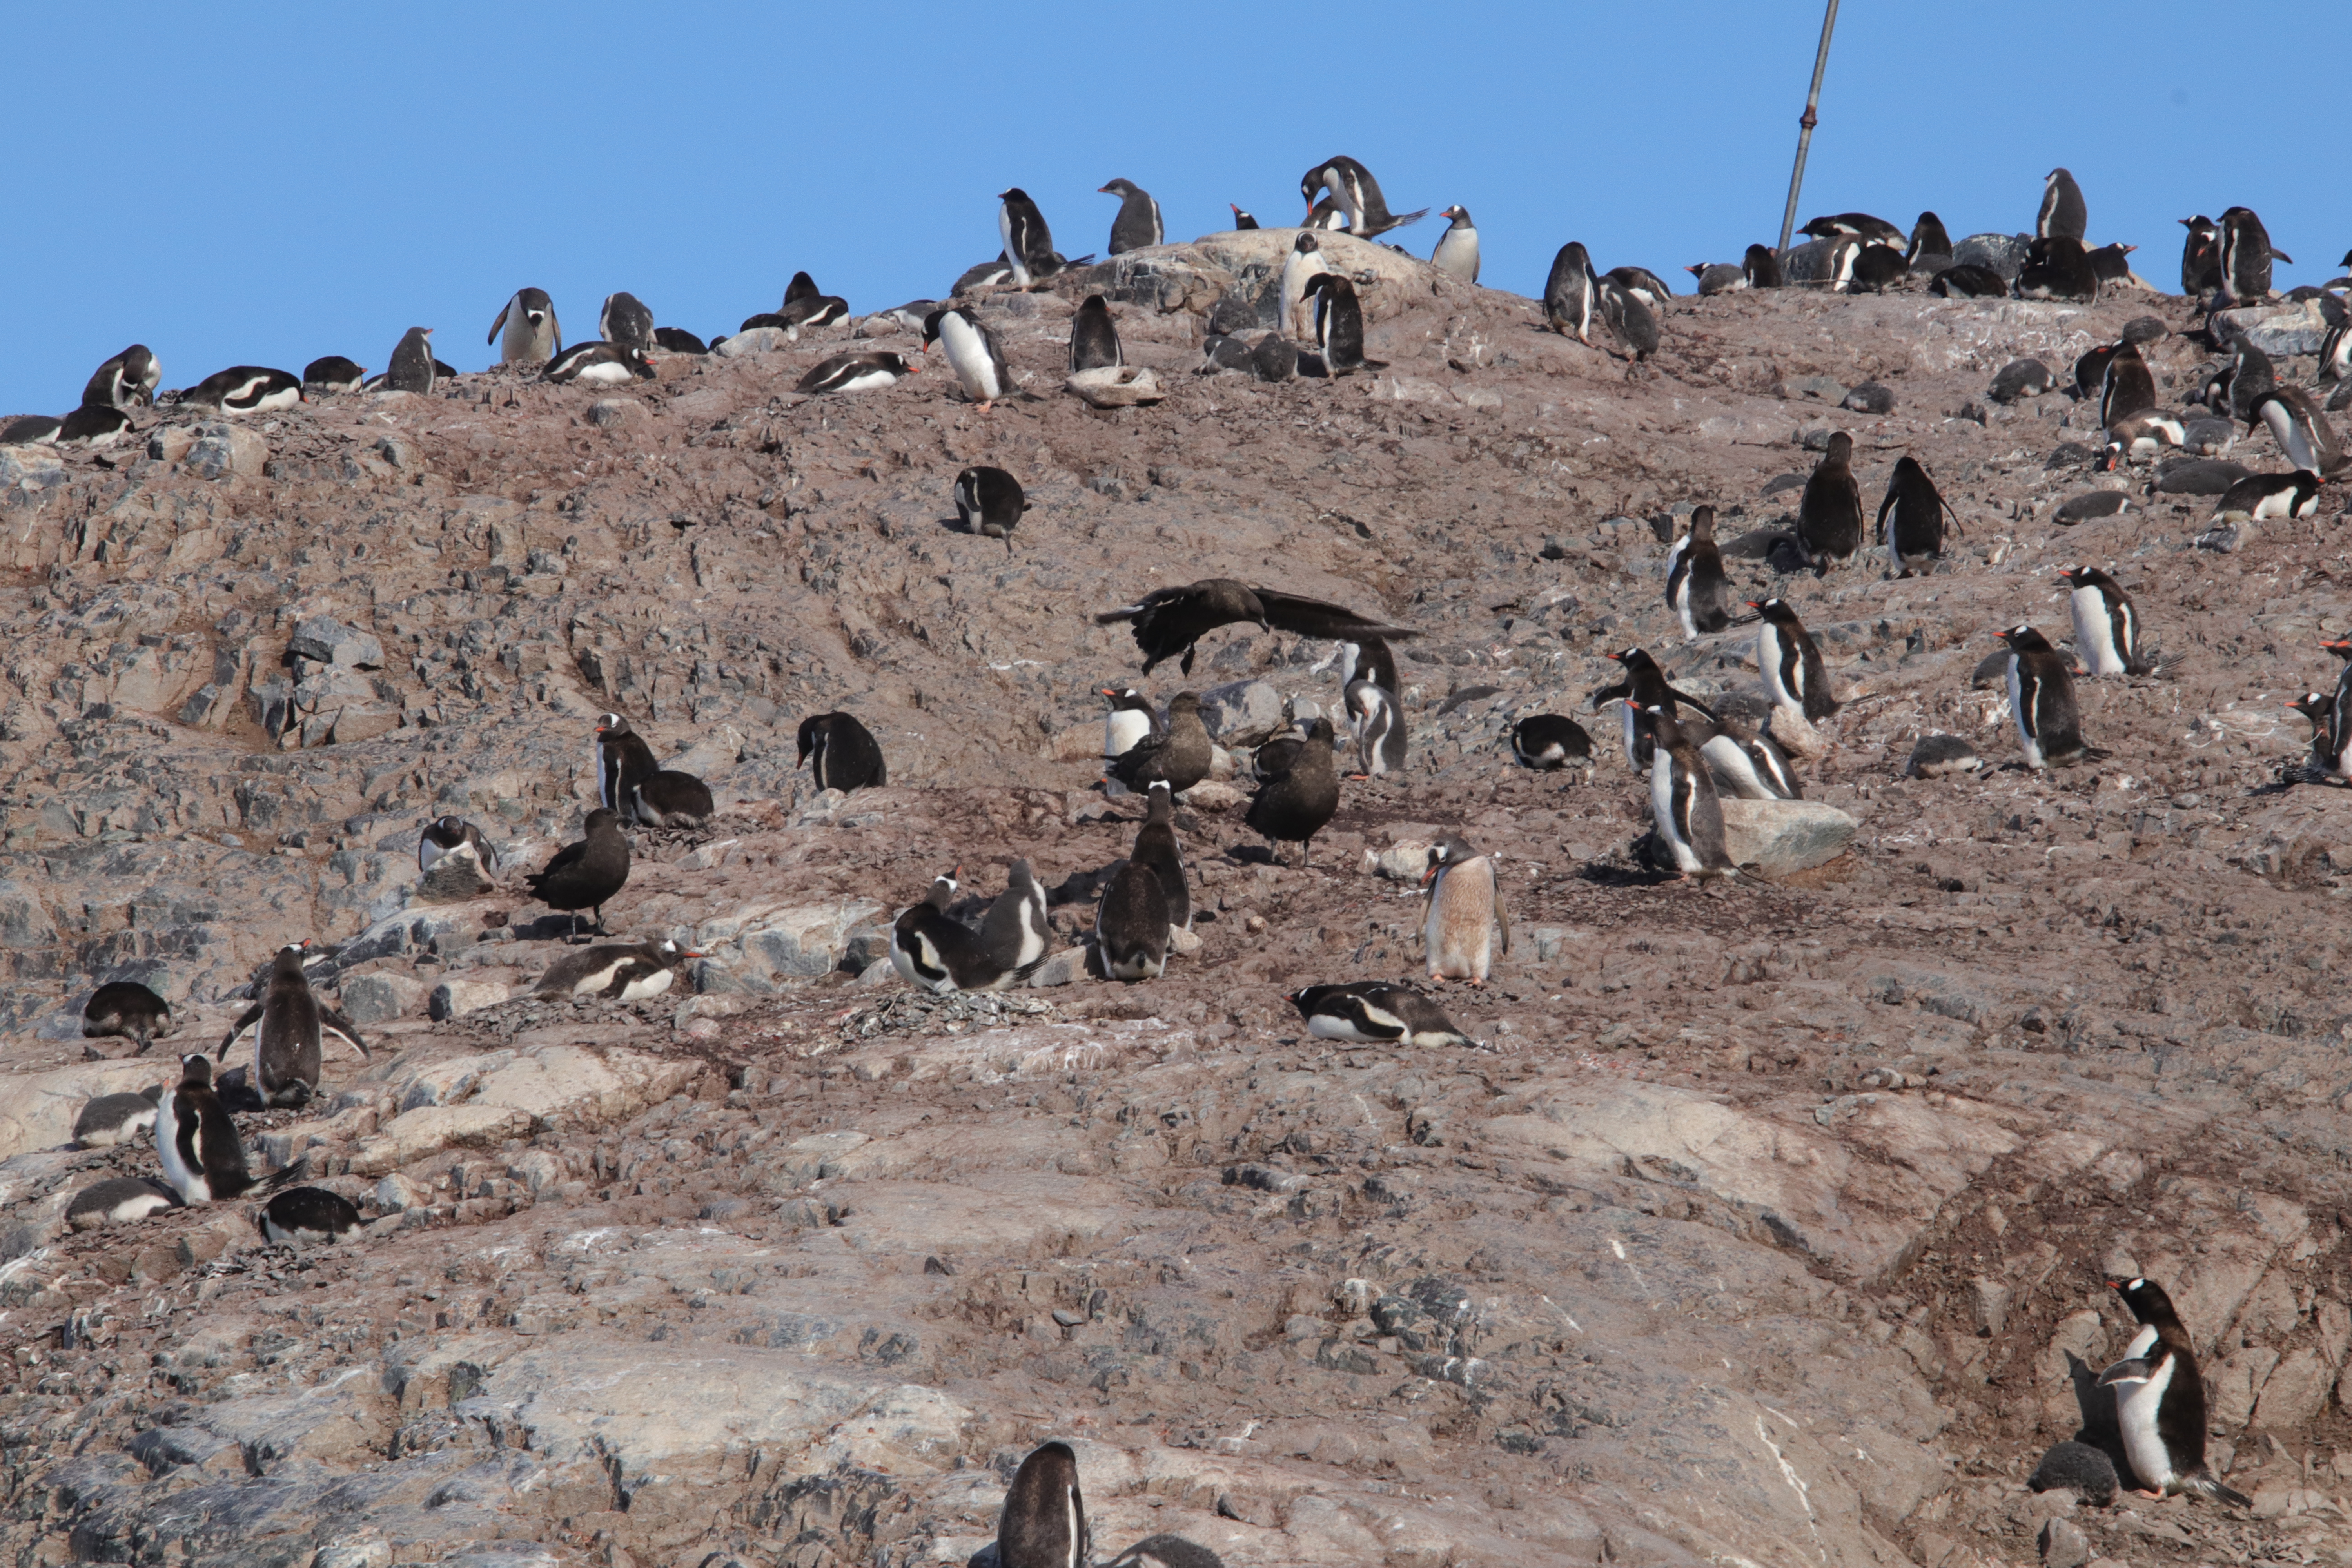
(419, 815), (499, 873)
(1751, 599), (1839, 726)
(2098, 1277), (2250, 1505)
(922, 307), (1013, 408)
(534, 937), (704, 1002)
(2059, 566), (2151, 677)
(1288, 982), (1472, 1047)
(1588, 646), (1717, 771)
(217, 942), (369, 1109)
(1431, 205), (1480, 284)
(998, 188), (1057, 286)
(488, 288), (561, 364)
(1422, 834), (1508, 984)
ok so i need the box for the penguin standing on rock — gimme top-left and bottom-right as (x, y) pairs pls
(1998, 627), (2105, 768)
(797, 713), (887, 791)
(2179, 216), (2222, 295)
(1229, 203), (1258, 230)
(1067, 295), (1123, 372)
(1874, 456), (1961, 577)
(1664, 505), (1733, 637)
(1430, 205), (1479, 283)
(154, 1054), (253, 1205)
(1345, 679), (1407, 775)
(1752, 600), (1840, 727)
(998, 1442), (1088, 1568)
(386, 327), (437, 394)
(1798, 432), (1865, 573)
(1596, 278), (1659, 359)
(599, 292), (656, 353)
(1099, 178), (1162, 254)
(1303, 274), (1382, 374)
(488, 288), (561, 364)
(1280, 232), (1330, 342)
(2037, 168), (2087, 242)
(922, 307), (1013, 409)
(2060, 566), (2151, 677)
(1907, 212), (1953, 262)
(998, 188), (1059, 285)
(218, 941), (368, 1109)
(2098, 1278), (2250, 1506)
(1422, 835), (1508, 984)
(1543, 243), (1597, 342)
(954, 466), (1028, 550)
(83, 980), (172, 1053)
(1639, 704), (1735, 882)
(2218, 207), (2288, 305)
(1100, 686), (1160, 773)
(2099, 342), (2157, 428)
(2251, 388), (2345, 477)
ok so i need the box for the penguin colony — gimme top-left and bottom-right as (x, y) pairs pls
(17, 159), (2340, 1513)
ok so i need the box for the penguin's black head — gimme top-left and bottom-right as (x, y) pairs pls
(179, 1053), (212, 1087)
(1822, 431), (1853, 463)
(1292, 232), (1319, 255)
(1306, 717), (1336, 744)
(998, 187), (1029, 205)
(796, 714), (829, 764)
(2108, 1275), (2175, 1321)
(1098, 179), (1136, 198)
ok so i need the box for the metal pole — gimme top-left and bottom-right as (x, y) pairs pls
(1777, 0), (1842, 255)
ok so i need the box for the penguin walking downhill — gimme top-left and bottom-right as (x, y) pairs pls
(83, 979), (172, 1053)
(998, 1441), (1088, 1568)
(1998, 627), (2105, 767)
(1067, 295), (1123, 372)
(923, 307), (1013, 409)
(1098, 178), (1162, 254)
(1543, 243), (1597, 342)
(2098, 1277), (2250, 1506)
(1423, 835), (1508, 984)
(1798, 431), (1864, 572)
(1430, 205), (1479, 284)
(954, 466), (1028, 551)
(2060, 566), (2153, 677)
(488, 287), (561, 364)
(1640, 704), (1736, 881)
(526, 808), (632, 936)
(1289, 982), (1473, 1047)
(1245, 717), (1340, 867)
(797, 712), (887, 791)
(1588, 646), (1718, 771)
(1664, 505), (1733, 637)
(154, 1054), (255, 1205)
(217, 941), (369, 1109)
(1875, 456), (1961, 577)
(1752, 599), (1840, 726)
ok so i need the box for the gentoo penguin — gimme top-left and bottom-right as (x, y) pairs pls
(1245, 717), (1340, 867)
(82, 344), (160, 409)
(258, 1187), (363, 1246)
(954, 465), (1028, 550)
(1664, 505), (1733, 637)
(66, 1176), (177, 1230)
(2178, 215), (2222, 295)
(1543, 243), (1597, 342)
(2098, 1277), (2250, 1506)
(2210, 335), (2276, 424)
(2324, 641), (2352, 777)
(488, 287), (562, 364)
(1422, 834), (1508, 984)
(628, 762), (713, 831)
(1677, 708), (1803, 800)
(1798, 432), (1865, 573)
(2218, 207), (2287, 305)
(978, 859), (1052, 978)
(997, 187), (1058, 285)
(534, 936), (702, 1001)
(1345, 679), (1407, 776)
(1128, 781), (1191, 931)
(1752, 599), (1840, 725)
(543, 342), (655, 385)
(1510, 713), (1594, 770)
(2098, 342), (2156, 428)
(1686, 262), (1747, 296)
(1303, 274), (1382, 374)
(1640, 705), (1735, 881)
(1106, 691), (1211, 795)
(2037, 168), (2087, 243)
(2321, 319), (2352, 385)
(217, 941), (368, 1109)
(1095, 579), (1417, 677)
(1907, 212), (1953, 262)
(2015, 237), (2098, 302)
(1279, 232), (1330, 342)
(1906, 734), (1982, 778)
(1289, 982), (1472, 1048)
(592, 712), (659, 815)
(1798, 212), (1904, 247)
(2088, 243), (2137, 287)
(2061, 566), (2151, 678)
(0, 414), (61, 444)
(793, 350), (913, 395)
(998, 1441), (1088, 1568)
(1229, 203), (1258, 230)
(1742, 243), (1783, 289)
(385, 327), (436, 395)
(1605, 266), (1675, 309)
(891, 869), (996, 992)
(83, 980), (172, 1053)
(1874, 456), (1960, 577)
(798, 712), (887, 791)
(1588, 645), (1717, 771)
(1431, 205), (1480, 284)
(1100, 686), (1160, 771)
(60, 408), (135, 448)
(1595, 278), (1660, 359)
(1339, 635), (1401, 702)
(2289, 689), (2338, 773)
(2099, 412), (2187, 471)
(1998, 626), (2103, 768)
(418, 815), (499, 873)
(653, 327), (708, 355)
(1067, 295), (1123, 373)
(1929, 263), (2010, 299)
(2209, 470), (2320, 521)
(2251, 388), (2345, 477)
(1298, 156), (1427, 237)
(599, 291), (656, 352)
(1095, 860), (1170, 981)
(1847, 246), (1909, 294)
(1099, 178), (1163, 254)
(2072, 341), (2120, 401)
(920, 308), (1012, 408)
(183, 367), (301, 414)
(526, 808), (632, 936)
(154, 1054), (253, 1205)
(1306, 196), (1348, 230)
(301, 356), (367, 394)
(73, 1085), (162, 1147)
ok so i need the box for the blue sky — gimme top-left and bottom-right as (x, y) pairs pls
(1, 3), (2339, 415)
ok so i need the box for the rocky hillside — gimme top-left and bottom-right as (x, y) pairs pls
(2, 225), (2350, 1568)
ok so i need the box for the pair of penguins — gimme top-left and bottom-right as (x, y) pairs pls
(1542, 244), (1664, 359)
(1274, 234), (1385, 374)
(2000, 564), (2158, 769)
(1280, 833), (1503, 1047)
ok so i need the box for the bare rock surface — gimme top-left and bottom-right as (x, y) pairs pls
(1, 242), (2350, 1568)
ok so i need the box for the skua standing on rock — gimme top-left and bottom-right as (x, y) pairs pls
(797, 712), (887, 791)
(526, 808), (632, 936)
(1422, 834), (1508, 984)
(1245, 717), (1340, 867)
(488, 288), (561, 363)
(218, 941), (368, 1109)
(83, 980), (172, 1053)
(1105, 692), (1210, 795)
(2098, 1277), (2250, 1506)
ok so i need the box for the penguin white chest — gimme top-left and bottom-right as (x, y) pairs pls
(615, 967), (677, 1003)
(2071, 588), (2124, 676)
(2005, 656), (2045, 767)
(939, 317), (1001, 400)
(2112, 1352), (2178, 1490)
(153, 1089), (207, 1203)
(1758, 626), (1799, 711)
(1104, 710), (1152, 757)
(575, 360), (633, 387)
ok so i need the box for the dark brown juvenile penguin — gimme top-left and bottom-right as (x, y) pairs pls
(83, 980), (172, 1053)
(1245, 717), (1340, 867)
(1798, 432), (1864, 573)
(1128, 781), (1189, 931)
(998, 1441), (1088, 1568)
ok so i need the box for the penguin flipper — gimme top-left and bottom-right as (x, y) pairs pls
(217, 1003), (264, 1061)
(1586, 678), (1632, 712)
(1494, 888), (1510, 955)
(2180, 1471), (2251, 1508)
(486, 300), (511, 347)
(321, 1018), (370, 1060)
(1873, 486), (1895, 546)
(2095, 1356), (2154, 1387)
(1664, 684), (1720, 722)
